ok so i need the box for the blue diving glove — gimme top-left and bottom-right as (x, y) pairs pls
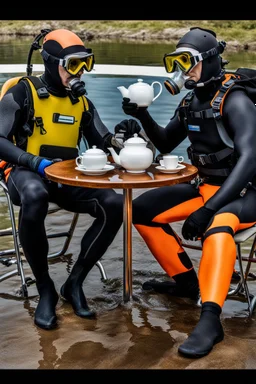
(18, 153), (62, 177)
(181, 206), (216, 241)
(122, 97), (148, 117)
(36, 158), (55, 177)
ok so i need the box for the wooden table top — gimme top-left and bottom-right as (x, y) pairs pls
(45, 159), (198, 190)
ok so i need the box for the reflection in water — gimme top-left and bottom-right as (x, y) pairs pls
(1, 209), (256, 369)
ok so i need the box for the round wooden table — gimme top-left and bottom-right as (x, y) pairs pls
(45, 159), (198, 302)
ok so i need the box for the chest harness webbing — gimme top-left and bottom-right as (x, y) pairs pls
(182, 74), (239, 177)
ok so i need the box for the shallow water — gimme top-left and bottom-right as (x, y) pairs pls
(1, 37), (256, 370)
(1, 188), (256, 370)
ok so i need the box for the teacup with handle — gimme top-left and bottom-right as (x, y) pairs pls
(76, 146), (107, 170)
(160, 155), (184, 169)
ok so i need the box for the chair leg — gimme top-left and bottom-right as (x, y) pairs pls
(47, 212), (79, 260)
(228, 238), (256, 317)
(1, 182), (108, 295)
(0, 180), (28, 297)
(96, 261), (107, 281)
(46, 211), (108, 280)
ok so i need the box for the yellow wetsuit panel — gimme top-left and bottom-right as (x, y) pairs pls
(25, 78), (89, 156)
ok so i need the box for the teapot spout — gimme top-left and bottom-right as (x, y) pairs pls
(117, 86), (129, 99)
(108, 147), (121, 165)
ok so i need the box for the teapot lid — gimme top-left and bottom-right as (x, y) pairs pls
(135, 78), (146, 86)
(124, 133), (146, 145)
(85, 145), (105, 155)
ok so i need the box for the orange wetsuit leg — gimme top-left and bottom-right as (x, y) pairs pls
(135, 197), (203, 277)
(199, 212), (256, 307)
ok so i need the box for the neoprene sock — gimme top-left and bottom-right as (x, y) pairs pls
(60, 264), (96, 319)
(34, 274), (59, 330)
(178, 301), (224, 358)
(142, 269), (199, 300)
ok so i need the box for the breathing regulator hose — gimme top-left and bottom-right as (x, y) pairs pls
(26, 29), (52, 76)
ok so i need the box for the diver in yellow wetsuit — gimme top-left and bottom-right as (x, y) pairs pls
(0, 29), (146, 330)
(121, 27), (256, 358)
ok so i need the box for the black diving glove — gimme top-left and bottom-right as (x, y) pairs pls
(115, 118), (141, 139)
(110, 119), (142, 152)
(122, 97), (147, 117)
(181, 206), (216, 241)
(18, 153), (62, 178)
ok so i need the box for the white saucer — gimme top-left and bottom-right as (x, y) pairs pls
(75, 164), (115, 176)
(155, 164), (186, 174)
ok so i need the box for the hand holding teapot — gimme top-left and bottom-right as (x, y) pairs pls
(118, 78), (163, 108)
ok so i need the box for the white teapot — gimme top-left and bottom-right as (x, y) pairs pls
(117, 78), (162, 107)
(108, 134), (153, 173)
(76, 145), (107, 169)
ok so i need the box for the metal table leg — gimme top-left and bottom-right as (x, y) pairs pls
(123, 188), (133, 302)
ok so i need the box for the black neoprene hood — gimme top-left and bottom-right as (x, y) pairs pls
(177, 27), (218, 52)
(40, 29), (88, 94)
(176, 27), (223, 84)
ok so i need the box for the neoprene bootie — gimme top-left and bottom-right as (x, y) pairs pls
(142, 269), (199, 300)
(60, 263), (96, 319)
(34, 274), (59, 330)
(178, 301), (224, 358)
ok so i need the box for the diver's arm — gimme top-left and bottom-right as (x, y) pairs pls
(0, 83), (29, 163)
(82, 99), (147, 153)
(133, 108), (187, 154)
(205, 90), (256, 211)
(81, 99), (117, 151)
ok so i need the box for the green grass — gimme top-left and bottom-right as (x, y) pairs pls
(0, 20), (256, 44)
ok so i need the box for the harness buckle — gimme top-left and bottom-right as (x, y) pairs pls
(198, 155), (206, 165)
(34, 116), (47, 135)
(211, 96), (222, 111)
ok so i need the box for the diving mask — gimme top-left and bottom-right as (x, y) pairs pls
(163, 42), (226, 75)
(163, 47), (202, 75)
(164, 67), (190, 95)
(41, 49), (95, 75)
(61, 51), (95, 75)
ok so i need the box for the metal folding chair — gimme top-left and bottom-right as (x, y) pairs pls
(0, 178), (107, 298)
(181, 227), (256, 317)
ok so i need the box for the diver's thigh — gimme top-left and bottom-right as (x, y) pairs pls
(218, 189), (256, 223)
(133, 182), (199, 217)
(7, 166), (46, 205)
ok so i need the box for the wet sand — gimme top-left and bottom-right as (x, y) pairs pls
(1, 190), (256, 370)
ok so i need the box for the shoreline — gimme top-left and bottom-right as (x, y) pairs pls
(0, 20), (255, 53)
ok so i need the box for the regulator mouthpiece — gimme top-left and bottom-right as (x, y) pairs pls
(68, 78), (87, 97)
(164, 68), (189, 95)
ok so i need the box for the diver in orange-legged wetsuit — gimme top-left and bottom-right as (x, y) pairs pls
(120, 27), (256, 358)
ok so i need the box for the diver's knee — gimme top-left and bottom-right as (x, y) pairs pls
(104, 192), (123, 218)
(203, 225), (234, 241)
(21, 183), (49, 210)
(132, 199), (148, 223)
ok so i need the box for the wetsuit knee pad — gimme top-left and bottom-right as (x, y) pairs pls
(203, 225), (233, 241)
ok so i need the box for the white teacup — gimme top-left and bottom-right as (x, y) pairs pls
(76, 154), (107, 170)
(160, 155), (184, 169)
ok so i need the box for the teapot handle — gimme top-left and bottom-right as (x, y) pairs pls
(152, 81), (163, 102)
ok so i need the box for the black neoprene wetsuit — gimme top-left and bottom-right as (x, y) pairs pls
(0, 80), (123, 286)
